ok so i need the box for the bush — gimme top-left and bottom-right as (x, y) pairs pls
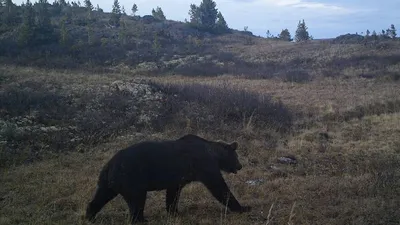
(282, 69), (312, 83)
(0, 80), (165, 166)
(151, 82), (293, 132)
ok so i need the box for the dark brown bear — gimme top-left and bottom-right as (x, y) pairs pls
(85, 134), (251, 224)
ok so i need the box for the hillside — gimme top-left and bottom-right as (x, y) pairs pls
(1, 1), (399, 80)
(0, 2), (255, 70)
(1, 39), (400, 224)
(1, 1), (400, 225)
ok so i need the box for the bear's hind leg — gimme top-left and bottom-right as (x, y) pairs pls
(166, 186), (183, 215)
(121, 191), (148, 224)
(86, 185), (118, 222)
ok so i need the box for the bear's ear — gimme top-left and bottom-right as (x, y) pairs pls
(229, 142), (238, 151)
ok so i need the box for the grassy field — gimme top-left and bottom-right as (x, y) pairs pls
(1, 40), (400, 225)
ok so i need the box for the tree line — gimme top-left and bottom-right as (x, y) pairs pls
(0, 0), (397, 48)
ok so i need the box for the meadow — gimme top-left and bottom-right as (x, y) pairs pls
(1, 39), (400, 225)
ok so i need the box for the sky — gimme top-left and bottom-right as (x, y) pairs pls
(15, 0), (400, 39)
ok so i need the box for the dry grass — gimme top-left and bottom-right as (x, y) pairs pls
(150, 75), (400, 121)
(1, 112), (399, 225)
(1, 40), (400, 225)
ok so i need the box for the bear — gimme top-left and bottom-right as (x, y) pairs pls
(85, 134), (251, 224)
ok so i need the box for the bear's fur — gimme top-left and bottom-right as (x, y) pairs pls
(86, 134), (251, 224)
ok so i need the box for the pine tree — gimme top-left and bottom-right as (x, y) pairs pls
(18, 0), (35, 46)
(84, 0), (93, 11)
(84, 0), (94, 44)
(365, 29), (370, 37)
(198, 0), (218, 30)
(187, 0), (222, 32)
(109, 0), (121, 27)
(63, 4), (72, 23)
(2, 0), (18, 27)
(381, 29), (386, 37)
(96, 4), (103, 12)
(59, 0), (67, 7)
(371, 30), (378, 40)
(131, 3), (137, 16)
(279, 28), (291, 41)
(188, 4), (200, 24)
(84, 0), (93, 24)
(386, 24), (397, 39)
(34, 0), (54, 44)
(36, 0), (51, 29)
(121, 6), (126, 15)
(266, 30), (271, 38)
(215, 11), (228, 33)
(152, 6), (166, 20)
(295, 19), (310, 42)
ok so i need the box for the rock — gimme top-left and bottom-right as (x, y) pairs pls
(39, 126), (59, 132)
(268, 165), (288, 177)
(277, 155), (297, 165)
(245, 179), (264, 186)
(108, 79), (166, 126)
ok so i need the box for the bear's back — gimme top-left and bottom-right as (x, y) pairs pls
(104, 139), (214, 191)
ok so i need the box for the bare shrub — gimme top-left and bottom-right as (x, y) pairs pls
(282, 69), (312, 83)
(0, 80), (165, 166)
(151, 82), (293, 133)
(171, 61), (228, 77)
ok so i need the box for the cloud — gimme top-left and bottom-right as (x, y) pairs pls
(260, 0), (356, 14)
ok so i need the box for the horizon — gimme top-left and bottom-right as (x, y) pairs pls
(11, 0), (400, 39)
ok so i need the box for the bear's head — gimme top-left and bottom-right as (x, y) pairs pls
(211, 141), (243, 174)
(177, 134), (244, 174)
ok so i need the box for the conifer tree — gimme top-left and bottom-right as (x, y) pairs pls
(386, 24), (397, 39)
(84, 0), (93, 11)
(295, 19), (310, 42)
(131, 3), (137, 16)
(371, 30), (378, 40)
(109, 0), (121, 27)
(59, 0), (67, 7)
(84, 0), (94, 44)
(2, 0), (18, 27)
(152, 6), (166, 20)
(279, 28), (292, 41)
(18, 0), (35, 46)
(198, 0), (217, 29)
(36, 0), (51, 29)
(188, 4), (200, 24)
(365, 29), (370, 37)
(215, 11), (228, 32)
(34, 0), (55, 44)
(96, 4), (103, 12)
(188, 0), (229, 33)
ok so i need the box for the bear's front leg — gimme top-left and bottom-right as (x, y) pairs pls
(166, 186), (183, 215)
(199, 171), (251, 213)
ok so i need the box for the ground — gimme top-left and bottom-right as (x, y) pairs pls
(0, 39), (400, 225)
